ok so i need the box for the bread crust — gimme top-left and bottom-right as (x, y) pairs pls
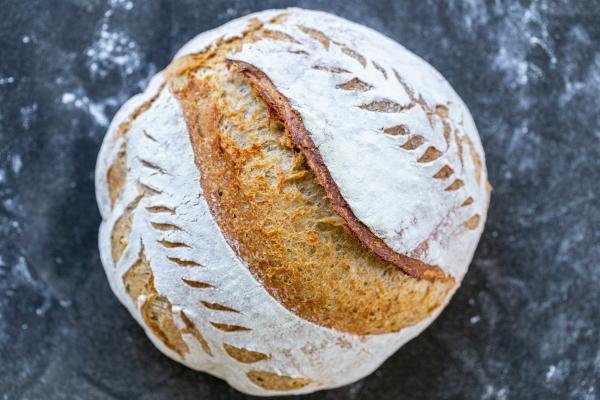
(226, 60), (450, 282)
(95, 8), (489, 395)
(170, 57), (454, 334)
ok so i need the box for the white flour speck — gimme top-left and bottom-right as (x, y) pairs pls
(88, 102), (109, 126)
(21, 35), (30, 44)
(0, 76), (15, 85)
(497, 388), (509, 400)
(12, 257), (33, 285)
(11, 155), (22, 174)
(347, 380), (364, 399)
(470, 315), (481, 324)
(560, 52), (600, 107)
(60, 93), (111, 127)
(486, 1), (555, 112)
(59, 299), (72, 308)
(3, 198), (16, 213)
(35, 290), (53, 316)
(494, 47), (529, 86)
(20, 103), (38, 129)
(545, 365), (556, 381)
(86, 16), (142, 79)
(61, 92), (76, 104)
(483, 385), (509, 400)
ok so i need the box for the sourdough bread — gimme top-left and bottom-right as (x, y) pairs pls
(96, 8), (490, 395)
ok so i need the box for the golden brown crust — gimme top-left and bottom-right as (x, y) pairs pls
(169, 56), (454, 334)
(141, 294), (189, 357)
(123, 247), (190, 357)
(111, 195), (141, 263)
(226, 60), (449, 282)
(246, 370), (311, 391)
(106, 143), (127, 208)
(223, 344), (270, 363)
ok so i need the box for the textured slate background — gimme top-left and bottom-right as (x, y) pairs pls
(1, 0), (599, 399)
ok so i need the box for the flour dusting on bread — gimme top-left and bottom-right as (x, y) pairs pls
(96, 8), (489, 396)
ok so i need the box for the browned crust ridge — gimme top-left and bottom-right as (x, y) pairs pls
(164, 20), (457, 334)
(226, 60), (450, 283)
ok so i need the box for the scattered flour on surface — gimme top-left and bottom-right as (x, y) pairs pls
(35, 288), (53, 316)
(218, 7), (240, 19)
(19, 103), (38, 130)
(86, 29), (141, 77)
(545, 365), (556, 381)
(59, 299), (72, 308)
(3, 198), (17, 214)
(0, 76), (15, 85)
(486, 1), (556, 110)
(560, 52), (600, 107)
(483, 385), (509, 400)
(61, 93), (76, 104)
(11, 257), (34, 286)
(73, 0), (153, 130)
(4, 257), (54, 317)
(85, 0), (141, 79)
(11, 154), (22, 174)
(346, 380), (364, 400)
(88, 102), (110, 127)
(60, 92), (113, 127)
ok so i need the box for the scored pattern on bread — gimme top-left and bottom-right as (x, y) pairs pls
(106, 143), (126, 207)
(170, 44), (454, 334)
(110, 196), (138, 263)
(167, 256), (201, 267)
(101, 84), (293, 389)
(150, 222), (182, 231)
(220, 18), (469, 279)
(181, 278), (213, 288)
(180, 310), (213, 357)
(201, 301), (240, 313)
(123, 245), (191, 357)
(286, 22), (485, 235)
(96, 9), (490, 395)
(230, 12), (491, 280)
(223, 343), (271, 363)
(246, 370), (312, 391)
(115, 82), (166, 138)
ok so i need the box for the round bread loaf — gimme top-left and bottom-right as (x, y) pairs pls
(96, 8), (490, 396)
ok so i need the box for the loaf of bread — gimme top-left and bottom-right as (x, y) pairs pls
(96, 8), (490, 395)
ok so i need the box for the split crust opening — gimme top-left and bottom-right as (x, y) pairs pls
(166, 23), (455, 335)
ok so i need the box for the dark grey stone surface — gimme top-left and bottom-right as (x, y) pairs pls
(1, 1), (599, 399)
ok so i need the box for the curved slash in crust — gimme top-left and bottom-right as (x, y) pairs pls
(226, 59), (450, 282)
